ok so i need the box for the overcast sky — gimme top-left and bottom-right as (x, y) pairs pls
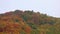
(0, 0), (60, 17)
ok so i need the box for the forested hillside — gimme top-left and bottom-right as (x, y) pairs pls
(0, 10), (60, 34)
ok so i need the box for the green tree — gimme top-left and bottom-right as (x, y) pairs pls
(27, 23), (37, 29)
(22, 15), (28, 21)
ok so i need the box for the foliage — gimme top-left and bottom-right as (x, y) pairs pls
(15, 19), (19, 22)
(22, 15), (28, 21)
(31, 29), (40, 34)
(48, 20), (55, 25)
(27, 23), (37, 29)
(0, 10), (60, 34)
(20, 31), (26, 34)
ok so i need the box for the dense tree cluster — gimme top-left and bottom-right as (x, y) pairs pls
(0, 10), (60, 34)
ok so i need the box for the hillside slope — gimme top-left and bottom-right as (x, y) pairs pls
(0, 10), (60, 34)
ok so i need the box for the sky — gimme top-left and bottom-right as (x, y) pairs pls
(0, 0), (60, 17)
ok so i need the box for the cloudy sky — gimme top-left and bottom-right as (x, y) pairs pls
(0, 0), (60, 17)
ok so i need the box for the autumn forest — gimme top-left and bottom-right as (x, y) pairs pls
(0, 10), (60, 34)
